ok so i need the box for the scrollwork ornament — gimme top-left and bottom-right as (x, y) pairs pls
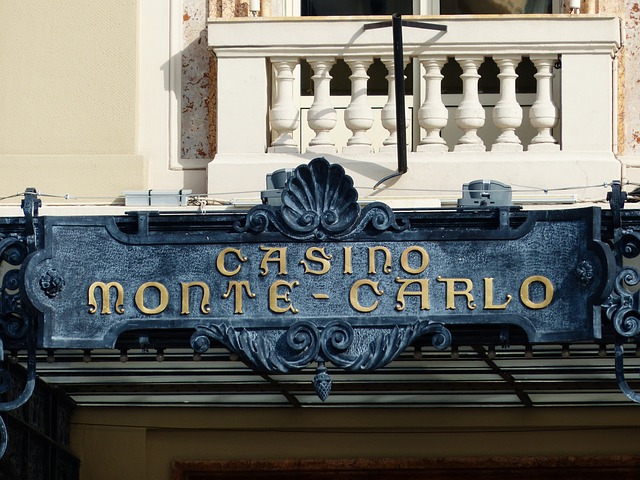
(619, 231), (640, 259)
(191, 320), (452, 400)
(0, 237), (28, 266)
(234, 158), (407, 240)
(281, 321), (321, 370)
(320, 321), (355, 366)
(603, 267), (640, 337)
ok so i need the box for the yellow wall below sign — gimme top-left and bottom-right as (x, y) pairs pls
(71, 406), (640, 480)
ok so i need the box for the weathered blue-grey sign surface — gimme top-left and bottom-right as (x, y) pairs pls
(22, 159), (612, 360)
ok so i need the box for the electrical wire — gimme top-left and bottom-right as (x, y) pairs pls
(0, 180), (631, 206)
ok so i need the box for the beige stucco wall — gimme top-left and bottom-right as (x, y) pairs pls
(71, 406), (640, 480)
(0, 0), (147, 201)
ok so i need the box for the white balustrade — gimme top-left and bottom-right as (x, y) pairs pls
(306, 58), (337, 153)
(454, 56), (486, 152)
(343, 57), (374, 154)
(529, 55), (560, 151)
(417, 56), (448, 152)
(268, 58), (299, 153)
(210, 16), (620, 157)
(492, 56), (523, 152)
(380, 56), (409, 153)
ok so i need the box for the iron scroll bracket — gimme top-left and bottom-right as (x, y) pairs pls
(0, 189), (40, 458)
(364, 14), (447, 188)
(615, 335), (640, 404)
(604, 180), (640, 403)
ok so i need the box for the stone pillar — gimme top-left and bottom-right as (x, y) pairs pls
(492, 55), (523, 152)
(528, 55), (559, 151)
(417, 56), (449, 153)
(380, 56), (409, 153)
(307, 58), (337, 153)
(268, 58), (299, 153)
(454, 56), (486, 152)
(343, 57), (374, 154)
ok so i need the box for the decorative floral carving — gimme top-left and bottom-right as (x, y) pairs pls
(574, 260), (594, 287)
(234, 157), (407, 240)
(39, 270), (66, 299)
(191, 320), (452, 400)
(313, 364), (332, 402)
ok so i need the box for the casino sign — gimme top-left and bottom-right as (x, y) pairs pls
(1, 157), (640, 455)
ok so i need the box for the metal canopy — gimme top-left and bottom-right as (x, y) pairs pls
(30, 343), (640, 408)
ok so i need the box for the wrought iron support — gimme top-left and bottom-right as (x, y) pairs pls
(615, 336), (640, 404)
(0, 189), (40, 458)
(0, 335), (37, 458)
(604, 181), (640, 403)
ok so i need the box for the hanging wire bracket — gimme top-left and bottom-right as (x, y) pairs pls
(364, 14), (447, 189)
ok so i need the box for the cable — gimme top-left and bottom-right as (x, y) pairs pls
(0, 180), (629, 206)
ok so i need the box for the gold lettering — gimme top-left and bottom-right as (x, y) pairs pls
(437, 276), (476, 310)
(344, 246), (353, 274)
(483, 278), (512, 310)
(520, 275), (554, 309)
(88, 281), (125, 315)
(180, 282), (211, 315)
(135, 282), (169, 315)
(349, 279), (383, 313)
(216, 248), (247, 277)
(368, 246), (392, 274)
(269, 280), (300, 313)
(300, 247), (332, 275)
(259, 246), (288, 276)
(395, 278), (430, 311)
(223, 281), (256, 314)
(400, 246), (429, 275)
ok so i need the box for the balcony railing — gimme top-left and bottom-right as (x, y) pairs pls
(207, 16), (622, 204)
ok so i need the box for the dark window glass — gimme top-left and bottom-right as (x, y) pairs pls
(441, 57), (537, 95)
(301, 0), (412, 16)
(439, 0), (552, 14)
(301, 59), (412, 97)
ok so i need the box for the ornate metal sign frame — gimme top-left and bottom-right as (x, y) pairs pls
(0, 158), (640, 457)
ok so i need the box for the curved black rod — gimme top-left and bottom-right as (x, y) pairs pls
(0, 335), (37, 459)
(615, 335), (640, 404)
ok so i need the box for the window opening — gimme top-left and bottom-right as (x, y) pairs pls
(439, 0), (552, 14)
(301, 0), (412, 16)
(301, 59), (412, 97)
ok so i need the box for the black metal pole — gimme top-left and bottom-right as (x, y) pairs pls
(392, 13), (407, 174)
(363, 15), (446, 188)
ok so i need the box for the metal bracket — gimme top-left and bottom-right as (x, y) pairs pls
(603, 181), (640, 403)
(0, 190), (40, 458)
(615, 335), (640, 404)
(365, 14), (447, 188)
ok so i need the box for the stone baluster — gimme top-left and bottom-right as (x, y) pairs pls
(417, 56), (448, 153)
(454, 56), (486, 152)
(268, 59), (299, 153)
(380, 56), (409, 153)
(492, 55), (523, 152)
(307, 58), (337, 153)
(343, 57), (374, 154)
(528, 55), (560, 151)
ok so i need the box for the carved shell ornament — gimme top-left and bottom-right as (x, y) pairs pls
(235, 157), (407, 240)
(281, 159), (359, 235)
